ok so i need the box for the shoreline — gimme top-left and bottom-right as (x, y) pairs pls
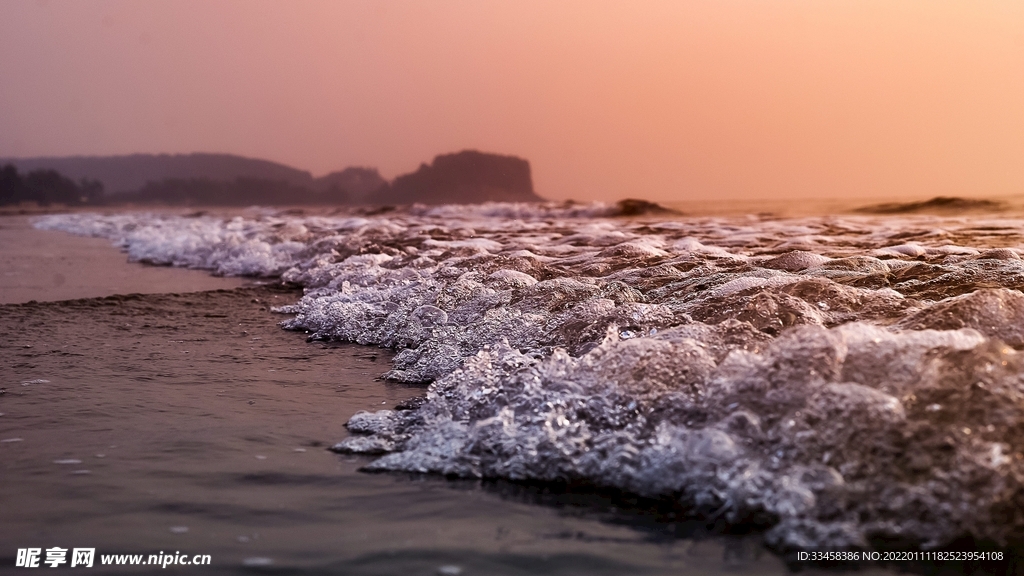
(0, 214), (246, 304)
(8, 189), (1024, 223)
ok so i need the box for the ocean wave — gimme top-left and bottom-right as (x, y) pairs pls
(34, 206), (1024, 550)
(855, 196), (1006, 215)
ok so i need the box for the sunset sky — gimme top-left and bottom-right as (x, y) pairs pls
(2, 0), (1023, 202)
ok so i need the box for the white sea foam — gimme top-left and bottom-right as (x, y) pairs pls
(34, 206), (1024, 550)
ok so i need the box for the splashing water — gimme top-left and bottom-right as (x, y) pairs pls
(36, 204), (1024, 550)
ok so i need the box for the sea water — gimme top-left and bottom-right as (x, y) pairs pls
(35, 202), (1024, 552)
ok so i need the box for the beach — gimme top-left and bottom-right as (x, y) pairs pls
(7, 1), (1024, 572)
(3, 205), (1021, 574)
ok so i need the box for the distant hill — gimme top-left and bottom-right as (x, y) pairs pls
(313, 167), (387, 202)
(0, 153), (314, 195)
(125, 178), (314, 206)
(380, 150), (541, 204)
(0, 150), (541, 205)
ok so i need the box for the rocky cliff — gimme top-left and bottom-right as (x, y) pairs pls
(379, 150), (541, 204)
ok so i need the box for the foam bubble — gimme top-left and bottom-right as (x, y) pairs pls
(35, 206), (1024, 550)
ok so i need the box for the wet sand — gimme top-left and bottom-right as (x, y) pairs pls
(0, 215), (245, 304)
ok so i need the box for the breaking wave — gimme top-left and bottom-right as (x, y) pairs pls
(35, 204), (1024, 550)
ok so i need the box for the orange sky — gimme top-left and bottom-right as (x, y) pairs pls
(1, 0), (1023, 202)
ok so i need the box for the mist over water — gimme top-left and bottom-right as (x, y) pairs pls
(35, 203), (1024, 551)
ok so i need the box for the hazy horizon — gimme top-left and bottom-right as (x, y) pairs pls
(3, 1), (1023, 203)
